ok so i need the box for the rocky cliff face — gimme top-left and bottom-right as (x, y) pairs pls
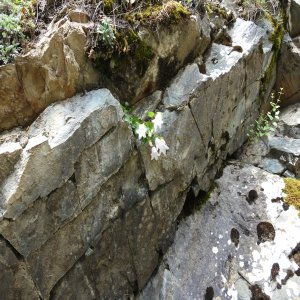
(139, 103), (300, 300)
(0, 11), (279, 298)
(0, 15), (278, 299)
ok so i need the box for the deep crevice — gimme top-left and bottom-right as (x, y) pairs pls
(177, 187), (213, 222)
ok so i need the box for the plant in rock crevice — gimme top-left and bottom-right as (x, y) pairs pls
(248, 88), (283, 141)
(96, 17), (115, 47)
(122, 105), (169, 160)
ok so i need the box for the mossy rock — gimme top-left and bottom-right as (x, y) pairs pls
(205, 2), (235, 24)
(125, 1), (191, 28)
(260, 14), (284, 105)
(284, 178), (300, 217)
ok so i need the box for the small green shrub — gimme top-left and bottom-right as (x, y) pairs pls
(96, 17), (115, 48)
(0, 0), (36, 65)
(248, 88), (283, 141)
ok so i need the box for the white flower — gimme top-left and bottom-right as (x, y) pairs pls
(155, 138), (169, 156)
(151, 146), (160, 160)
(153, 112), (163, 131)
(136, 124), (147, 140)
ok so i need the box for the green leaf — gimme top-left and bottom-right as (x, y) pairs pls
(147, 111), (155, 118)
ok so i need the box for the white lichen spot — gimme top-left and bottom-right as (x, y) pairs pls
(212, 247), (219, 254)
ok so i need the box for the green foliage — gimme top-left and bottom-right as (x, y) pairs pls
(122, 105), (169, 160)
(89, 25), (154, 78)
(126, 1), (191, 28)
(248, 89), (283, 141)
(96, 17), (115, 47)
(0, 0), (36, 65)
(122, 104), (157, 144)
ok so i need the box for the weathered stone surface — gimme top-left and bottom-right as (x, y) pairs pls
(0, 14), (99, 132)
(260, 158), (286, 175)
(140, 164), (300, 299)
(0, 89), (123, 219)
(25, 152), (146, 298)
(289, 0), (300, 38)
(0, 236), (39, 300)
(163, 63), (206, 109)
(278, 103), (300, 138)
(139, 107), (203, 191)
(268, 136), (300, 156)
(133, 90), (162, 120)
(75, 122), (134, 208)
(0, 142), (22, 185)
(276, 35), (300, 106)
(1, 180), (81, 257)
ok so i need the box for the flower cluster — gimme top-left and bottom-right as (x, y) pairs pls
(122, 107), (169, 160)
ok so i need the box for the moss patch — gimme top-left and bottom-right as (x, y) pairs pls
(283, 178), (300, 217)
(205, 2), (235, 24)
(260, 14), (284, 98)
(126, 1), (190, 28)
(96, 28), (154, 75)
(103, 0), (114, 13)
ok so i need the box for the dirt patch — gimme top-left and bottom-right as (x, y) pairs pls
(257, 222), (275, 244)
(230, 228), (240, 247)
(250, 284), (271, 300)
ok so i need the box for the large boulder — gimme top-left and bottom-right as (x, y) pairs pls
(0, 11), (99, 132)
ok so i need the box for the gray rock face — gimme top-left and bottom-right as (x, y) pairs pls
(0, 17), (278, 299)
(0, 236), (40, 299)
(140, 100), (300, 300)
(289, 0), (300, 38)
(0, 142), (22, 185)
(276, 35), (300, 106)
(140, 164), (300, 300)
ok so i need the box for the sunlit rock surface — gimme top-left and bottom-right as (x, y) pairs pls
(0, 17), (282, 299)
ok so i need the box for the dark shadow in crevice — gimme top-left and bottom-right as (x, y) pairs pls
(177, 188), (212, 223)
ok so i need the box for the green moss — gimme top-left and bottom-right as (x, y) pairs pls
(103, 0), (113, 13)
(126, 1), (190, 28)
(261, 15), (284, 89)
(91, 26), (155, 93)
(178, 186), (215, 221)
(113, 28), (154, 71)
(283, 178), (300, 217)
(205, 2), (235, 24)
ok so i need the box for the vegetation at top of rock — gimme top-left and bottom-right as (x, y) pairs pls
(235, 0), (280, 20)
(283, 178), (300, 217)
(248, 89), (282, 141)
(87, 0), (190, 66)
(125, 0), (191, 28)
(0, 0), (37, 65)
(205, 1), (235, 24)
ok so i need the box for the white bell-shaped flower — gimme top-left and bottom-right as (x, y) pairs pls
(136, 124), (147, 140)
